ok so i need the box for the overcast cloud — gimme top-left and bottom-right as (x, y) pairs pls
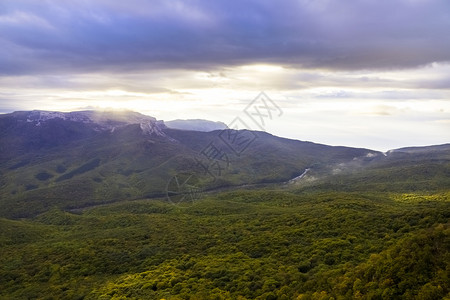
(1, 0), (450, 73)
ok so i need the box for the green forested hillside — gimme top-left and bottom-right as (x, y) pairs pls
(1, 190), (448, 299)
(0, 114), (376, 218)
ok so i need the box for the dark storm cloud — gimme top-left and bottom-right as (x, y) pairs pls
(1, 0), (449, 75)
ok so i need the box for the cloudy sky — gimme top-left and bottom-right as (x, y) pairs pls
(1, 0), (449, 151)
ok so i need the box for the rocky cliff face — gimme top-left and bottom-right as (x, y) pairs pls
(9, 110), (167, 137)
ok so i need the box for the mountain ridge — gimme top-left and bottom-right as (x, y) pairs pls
(3, 109), (447, 152)
(165, 119), (228, 132)
(5, 109), (166, 135)
(1, 110), (448, 218)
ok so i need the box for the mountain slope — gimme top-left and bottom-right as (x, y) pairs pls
(0, 110), (167, 162)
(0, 110), (377, 218)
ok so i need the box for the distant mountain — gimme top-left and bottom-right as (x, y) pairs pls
(0, 110), (379, 218)
(295, 143), (450, 193)
(165, 119), (228, 132)
(389, 143), (450, 154)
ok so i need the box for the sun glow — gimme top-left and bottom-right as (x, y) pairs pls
(240, 64), (284, 73)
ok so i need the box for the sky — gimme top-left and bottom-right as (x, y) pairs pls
(0, 0), (449, 151)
